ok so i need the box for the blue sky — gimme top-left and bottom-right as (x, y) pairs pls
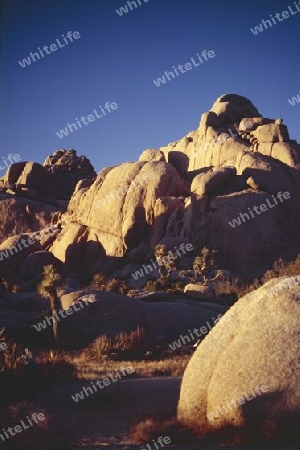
(2, 0), (300, 172)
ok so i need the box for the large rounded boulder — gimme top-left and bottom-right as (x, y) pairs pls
(177, 277), (300, 443)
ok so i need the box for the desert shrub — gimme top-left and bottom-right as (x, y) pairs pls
(87, 326), (146, 360)
(193, 246), (219, 279)
(145, 280), (160, 291)
(0, 401), (71, 449)
(92, 274), (129, 294)
(236, 278), (261, 299)
(131, 417), (198, 445)
(262, 254), (300, 283)
(36, 350), (76, 384)
(0, 278), (10, 292)
(233, 255), (300, 300)
(155, 244), (177, 277)
(106, 278), (128, 294)
(144, 278), (187, 293)
(0, 337), (76, 401)
(92, 273), (106, 290)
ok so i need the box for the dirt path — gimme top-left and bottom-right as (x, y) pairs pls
(37, 377), (299, 450)
(38, 377), (181, 447)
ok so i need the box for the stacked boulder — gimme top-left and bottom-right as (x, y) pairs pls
(0, 149), (96, 206)
(45, 95), (300, 278)
(1, 94), (300, 284)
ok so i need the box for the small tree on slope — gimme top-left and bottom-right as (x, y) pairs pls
(38, 265), (62, 346)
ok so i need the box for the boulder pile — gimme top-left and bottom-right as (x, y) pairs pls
(0, 94), (299, 284)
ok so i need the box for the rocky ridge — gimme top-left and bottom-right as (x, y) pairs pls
(0, 94), (300, 287)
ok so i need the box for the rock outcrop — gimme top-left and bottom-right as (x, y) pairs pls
(50, 161), (190, 277)
(1, 94), (300, 283)
(177, 277), (300, 442)
(0, 289), (227, 344)
(0, 149), (96, 205)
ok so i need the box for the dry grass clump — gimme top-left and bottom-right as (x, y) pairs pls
(131, 417), (199, 445)
(229, 254), (300, 300)
(0, 401), (71, 449)
(262, 254), (300, 282)
(92, 273), (129, 294)
(74, 354), (190, 380)
(235, 278), (261, 299)
(131, 416), (291, 447)
(0, 335), (76, 401)
(85, 326), (146, 361)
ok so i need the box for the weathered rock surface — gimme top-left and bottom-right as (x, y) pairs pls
(160, 94), (300, 172)
(0, 289), (227, 343)
(139, 148), (165, 162)
(184, 284), (215, 300)
(0, 193), (61, 244)
(50, 161), (190, 276)
(58, 290), (228, 343)
(17, 251), (66, 282)
(0, 149), (96, 205)
(1, 94), (300, 282)
(191, 167), (236, 196)
(177, 277), (300, 442)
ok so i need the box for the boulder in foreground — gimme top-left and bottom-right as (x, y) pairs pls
(177, 276), (300, 443)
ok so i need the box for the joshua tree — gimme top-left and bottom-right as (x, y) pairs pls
(38, 265), (62, 346)
(193, 246), (219, 283)
(155, 244), (176, 278)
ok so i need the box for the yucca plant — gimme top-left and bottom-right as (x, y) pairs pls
(92, 273), (107, 290)
(38, 265), (62, 346)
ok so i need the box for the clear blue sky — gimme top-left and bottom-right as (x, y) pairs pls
(2, 0), (300, 172)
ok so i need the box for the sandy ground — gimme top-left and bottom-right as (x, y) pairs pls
(38, 377), (181, 446)
(36, 376), (300, 450)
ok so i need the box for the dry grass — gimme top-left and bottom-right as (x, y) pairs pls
(72, 354), (190, 380)
(0, 340), (76, 402)
(85, 326), (146, 361)
(262, 254), (300, 282)
(0, 400), (71, 449)
(131, 417), (207, 446)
